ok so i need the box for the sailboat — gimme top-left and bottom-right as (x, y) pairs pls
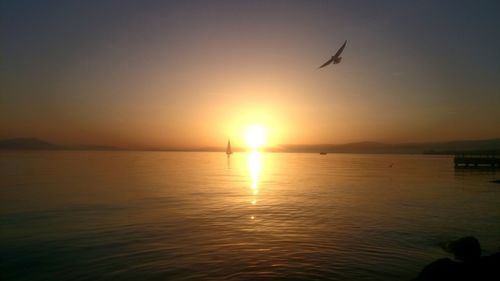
(226, 139), (233, 156)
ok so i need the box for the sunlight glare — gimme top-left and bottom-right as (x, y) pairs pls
(245, 125), (267, 151)
(248, 151), (261, 195)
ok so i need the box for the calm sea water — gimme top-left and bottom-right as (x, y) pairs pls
(1, 151), (499, 280)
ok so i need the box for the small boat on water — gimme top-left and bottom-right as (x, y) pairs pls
(320, 152), (327, 155)
(226, 140), (233, 156)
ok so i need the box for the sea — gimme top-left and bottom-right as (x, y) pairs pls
(1, 151), (499, 280)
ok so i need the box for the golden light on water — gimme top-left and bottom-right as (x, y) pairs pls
(247, 151), (262, 195)
(247, 150), (263, 222)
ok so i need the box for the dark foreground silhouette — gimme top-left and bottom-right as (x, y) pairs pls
(415, 236), (500, 281)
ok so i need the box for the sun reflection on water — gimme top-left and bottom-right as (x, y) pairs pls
(247, 151), (262, 196)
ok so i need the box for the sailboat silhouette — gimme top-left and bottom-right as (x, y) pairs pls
(226, 140), (233, 156)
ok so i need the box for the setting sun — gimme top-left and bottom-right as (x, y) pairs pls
(245, 125), (267, 150)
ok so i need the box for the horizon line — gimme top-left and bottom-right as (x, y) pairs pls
(1, 137), (500, 154)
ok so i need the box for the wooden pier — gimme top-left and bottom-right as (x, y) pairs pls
(454, 154), (499, 168)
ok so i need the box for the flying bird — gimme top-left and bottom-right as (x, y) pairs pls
(318, 40), (347, 69)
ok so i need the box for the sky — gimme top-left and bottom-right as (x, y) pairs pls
(1, 0), (500, 148)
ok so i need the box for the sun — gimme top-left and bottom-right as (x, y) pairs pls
(245, 125), (267, 150)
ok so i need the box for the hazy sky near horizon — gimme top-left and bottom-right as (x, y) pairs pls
(1, 0), (500, 147)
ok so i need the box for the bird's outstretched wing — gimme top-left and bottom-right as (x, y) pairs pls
(334, 40), (347, 58)
(318, 57), (334, 69)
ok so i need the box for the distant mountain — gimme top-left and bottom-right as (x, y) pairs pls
(419, 139), (500, 154)
(0, 138), (61, 150)
(69, 145), (120, 151)
(280, 139), (500, 154)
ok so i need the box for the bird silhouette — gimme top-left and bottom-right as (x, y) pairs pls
(318, 40), (347, 69)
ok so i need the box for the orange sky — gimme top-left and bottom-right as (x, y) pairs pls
(1, 1), (500, 148)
